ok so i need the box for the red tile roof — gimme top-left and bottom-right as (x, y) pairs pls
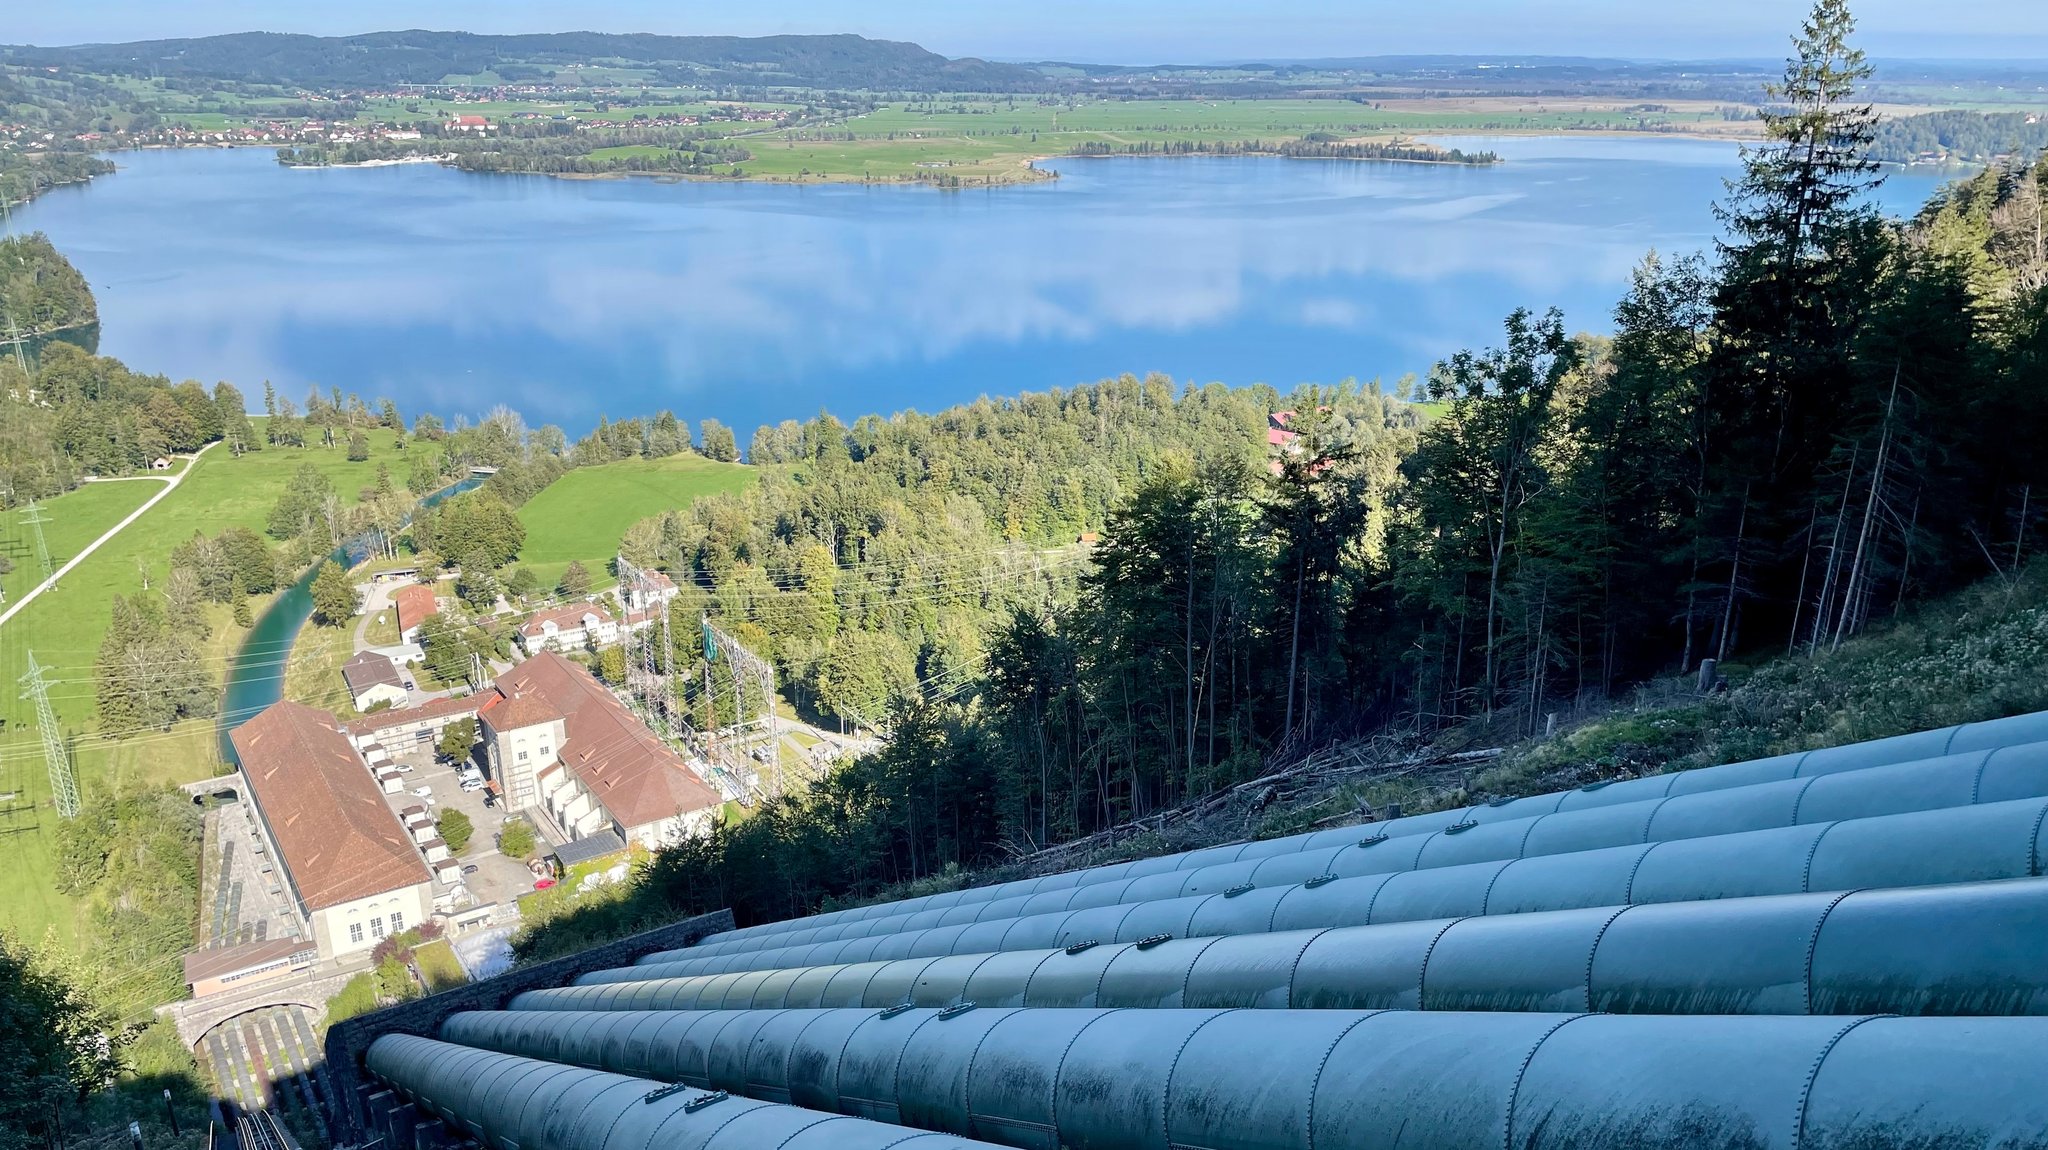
(517, 601), (614, 640)
(394, 584), (440, 635)
(231, 701), (430, 911)
(486, 652), (719, 830)
(478, 690), (562, 731)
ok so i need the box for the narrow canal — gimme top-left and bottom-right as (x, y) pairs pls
(216, 475), (486, 763)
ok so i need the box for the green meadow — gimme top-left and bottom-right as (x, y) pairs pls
(0, 432), (414, 945)
(514, 453), (754, 590)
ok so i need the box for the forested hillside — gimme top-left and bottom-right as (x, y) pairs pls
(1869, 109), (2048, 164)
(0, 151), (111, 208)
(510, 0), (2048, 943)
(0, 31), (1039, 92)
(0, 232), (95, 335)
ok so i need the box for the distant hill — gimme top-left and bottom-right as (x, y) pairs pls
(0, 30), (1043, 92)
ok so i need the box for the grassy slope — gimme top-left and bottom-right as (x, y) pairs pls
(514, 453), (752, 589)
(0, 481), (161, 604)
(0, 432), (413, 946)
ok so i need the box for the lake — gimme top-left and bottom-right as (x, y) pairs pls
(13, 137), (1950, 437)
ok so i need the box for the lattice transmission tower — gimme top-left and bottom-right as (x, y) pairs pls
(20, 652), (79, 818)
(20, 499), (52, 581)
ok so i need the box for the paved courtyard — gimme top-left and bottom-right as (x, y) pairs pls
(374, 741), (540, 916)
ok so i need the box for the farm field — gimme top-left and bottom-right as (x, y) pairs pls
(674, 96), (1749, 184)
(514, 453), (753, 589)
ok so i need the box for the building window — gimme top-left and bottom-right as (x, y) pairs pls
(538, 745), (551, 757)
(517, 750), (529, 762)
(390, 911), (405, 933)
(370, 916), (386, 939)
(349, 922), (364, 944)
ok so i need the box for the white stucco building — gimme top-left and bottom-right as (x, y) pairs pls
(516, 601), (620, 654)
(478, 651), (720, 848)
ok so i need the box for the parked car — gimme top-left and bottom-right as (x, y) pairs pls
(460, 779), (484, 793)
(411, 784), (433, 799)
(461, 864), (479, 876)
(394, 763), (415, 774)
(533, 877), (556, 890)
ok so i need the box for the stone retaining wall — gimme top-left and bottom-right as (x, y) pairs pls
(323, 909), (733, 1144)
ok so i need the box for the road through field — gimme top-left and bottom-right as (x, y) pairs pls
(0, 441), (217, 631)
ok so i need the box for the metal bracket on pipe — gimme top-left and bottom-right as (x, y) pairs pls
(1065, 940), (1101, 955)
(1579, 779), (1616, 792)
(938, 1002), (978, 1020)
(878, 1001), (916, 1019)
(1223, 882), (1256, 898)
(1487, 796), (1517, 807)
(1134, 933), (1174, 950)
(1442, 820), (1480, 835)
(1358, 833), (1389, 848)
(643, 1082), (692, 1104)
(683, 1091), (729, 1114)
(1303, 873), (1339, 889)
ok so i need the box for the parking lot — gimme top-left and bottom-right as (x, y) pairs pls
(374, 744), (541, 913)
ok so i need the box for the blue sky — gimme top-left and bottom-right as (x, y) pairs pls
(17, 0), (2048, 61)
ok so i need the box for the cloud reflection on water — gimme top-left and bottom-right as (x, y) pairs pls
(17, 141), (1948, 431)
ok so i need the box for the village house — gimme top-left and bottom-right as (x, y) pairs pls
(341, 650), (410, 712)
(394, 583), (441, 642)
(230, 701), (435, 962)
(478, 651), (720, 849)
(517, 601), (620, 654)
(447, 114), (492, 133)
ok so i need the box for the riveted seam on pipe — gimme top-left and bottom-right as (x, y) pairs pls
(1971, 749), (1997, 805)
(1800, 889), (1861, 1016)
(1498, 1013), (1594, 1150)
(569, 1079), (641, 1150)
(1789, 776), (1820, 825)
(1362, 868), (1389, 923)
(1157, 1010), (1232, 1147)
(1412, 918), (1466, 1010)
(1799, 821), (1838, 892)
(1279, 928), (1333, 1009)
(1297, 1010), (1378, 1150)
(2029, 801), (2048, 876)
(1580, 904), (1636, 1013)
(1636, 796), (1669, 843)
(1513, 817), (1540, 858)
(1621, 842), (1657, 905)
(1476, 857), (1511, 914)
(1790, 1014), (1888, 1150)
(767, 1113), (838, 1148)
(956, 1006), (1010, 1135)
(1048, 1010), (1118, 1137)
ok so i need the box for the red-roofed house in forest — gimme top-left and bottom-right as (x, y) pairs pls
(231, 701), (434, 961)
(478, 651), (719, 848)
(447, 114), (491, 133)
